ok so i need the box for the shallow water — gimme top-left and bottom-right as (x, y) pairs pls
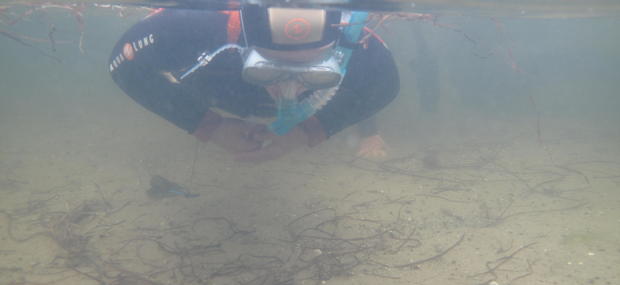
(1, 4), (619, 285)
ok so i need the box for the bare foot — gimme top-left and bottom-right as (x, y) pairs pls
(356, 134), (388, 159)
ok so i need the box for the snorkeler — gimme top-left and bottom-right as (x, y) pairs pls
(109, 6), (399, 162)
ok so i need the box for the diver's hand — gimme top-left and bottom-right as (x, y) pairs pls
(234, 125), (308, 163)
(210, 118), (262, 153)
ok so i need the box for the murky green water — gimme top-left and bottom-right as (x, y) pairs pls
(1, 3), (619, 285)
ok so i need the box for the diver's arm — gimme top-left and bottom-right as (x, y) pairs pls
(109, 9), (235, 133)
(314, 37), (400, 137)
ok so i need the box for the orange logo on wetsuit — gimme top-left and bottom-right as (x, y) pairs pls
(123, 43), (134, 60)
(284, 18), (311, 41)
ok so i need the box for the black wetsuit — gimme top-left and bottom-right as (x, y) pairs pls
(109, 9), (399, 138)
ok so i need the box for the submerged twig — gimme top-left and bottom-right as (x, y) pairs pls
(0, 27), (61, 62)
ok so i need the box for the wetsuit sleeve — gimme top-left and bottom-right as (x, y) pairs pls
(108, 9), (231, 133)
(314, 37), (400, 137)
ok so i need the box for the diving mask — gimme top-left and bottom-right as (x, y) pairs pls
(241, 48), (343, 89)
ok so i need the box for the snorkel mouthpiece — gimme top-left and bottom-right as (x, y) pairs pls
(269, 98), (312, 135)
(269, 80), (309, 135)
(269, 84), (339, 135)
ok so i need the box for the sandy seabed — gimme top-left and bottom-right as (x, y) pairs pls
(0, 92), (619, 285)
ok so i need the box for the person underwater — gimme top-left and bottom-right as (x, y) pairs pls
(109, 6), (399, 162)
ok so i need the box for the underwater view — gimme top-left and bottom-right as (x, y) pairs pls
(1, 1), (619, 284)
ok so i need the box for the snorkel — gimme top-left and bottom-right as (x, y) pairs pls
(268, 11), (369, 135)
